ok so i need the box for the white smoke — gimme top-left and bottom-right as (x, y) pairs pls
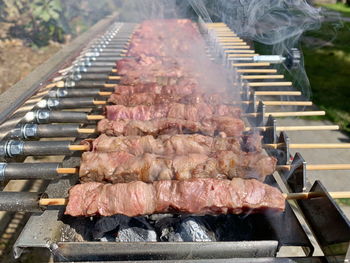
(187, 0), (324, 99)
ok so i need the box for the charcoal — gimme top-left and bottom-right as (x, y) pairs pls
(173, 216), (216, 242)
(154, 216), (181, 241)
(100, 233), (117, 242)
(93, 215), (157, 242)
(93, 215), (130, 239)
(116, 217), (157, 242)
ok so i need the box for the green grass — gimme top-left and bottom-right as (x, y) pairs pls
(338, 198), (350, 206)
(302, 20), (350, 133)
(320, 3), (350, 17)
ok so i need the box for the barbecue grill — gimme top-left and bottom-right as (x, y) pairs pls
(0, 13), (348, 262)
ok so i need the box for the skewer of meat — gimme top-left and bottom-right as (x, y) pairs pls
(84, 133), (262, 155)
(65, 178), (285, 217)
(108, 90), (233, 106)
(97, 116), (245, 137)
(79, 149), (276, 184)
(105, 103), (241, 122)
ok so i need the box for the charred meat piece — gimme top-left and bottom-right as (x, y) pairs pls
(65, 178), (285, 217)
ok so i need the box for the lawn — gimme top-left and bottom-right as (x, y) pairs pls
(320, 3), (350, 17)
(301, 5), (350, 133)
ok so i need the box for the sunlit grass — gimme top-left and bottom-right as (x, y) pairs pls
(302, 20), (350, 134)
(338, 198), (350, 206)
(320, 3), (350, 17)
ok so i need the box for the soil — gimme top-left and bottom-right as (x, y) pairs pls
(0, 39), (63, 94)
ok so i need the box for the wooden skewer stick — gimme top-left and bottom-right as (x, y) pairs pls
(248, 82), (292, 87)
(56, 167), (79, 174)
(208, 26), (230, 29)
(238, 101), (311, 106)
(221, 43), (250, 46)
(242, 111), (325, 117)
(253, 91), (301, 96)
(244, 125), (339, 132)
(206, 22), (227, 25)
(228, 54), (258, 57)
(46, 81), (64, 88)
(275, 125), (339, 131)
(265, 143), (350, 149)
(98, 91), (113, 96)
(68, 144), (91, 151)
(210, 29), (232, 33)
(93, 100), (107, 105)
(77, 128), (97, 134)
(258, 101), (312, 106)
(218, 40), (244, 43)
(284, 192), (350, 200)
(222, 46), (251, 49)
(207, 23), (229, 26)
(214, 30), (236, 32)
(232, 62), (270, 67)
(86, 115), (105, 120)
(217, 37), (239, 39)
(104, 83), (117, 88)
(215, 31), (237, 34)
(211, 29), (232, 32)
(108, 76), (121, 80)
(224, 50), (255, 53)
(38, 191), (350, 206)
(209, 26), (230, 28)
(277, 164), (350, 171)
(220, 42), (248, 45)
(39, 198), (69, 206)
(111, 69), (118, 73)
(209, 28), (231, 31)
(237, 69), (277, 73)
(242, 75), (284, 79)
(213, 31), (235, 35)
(206, 24), (229, 28)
